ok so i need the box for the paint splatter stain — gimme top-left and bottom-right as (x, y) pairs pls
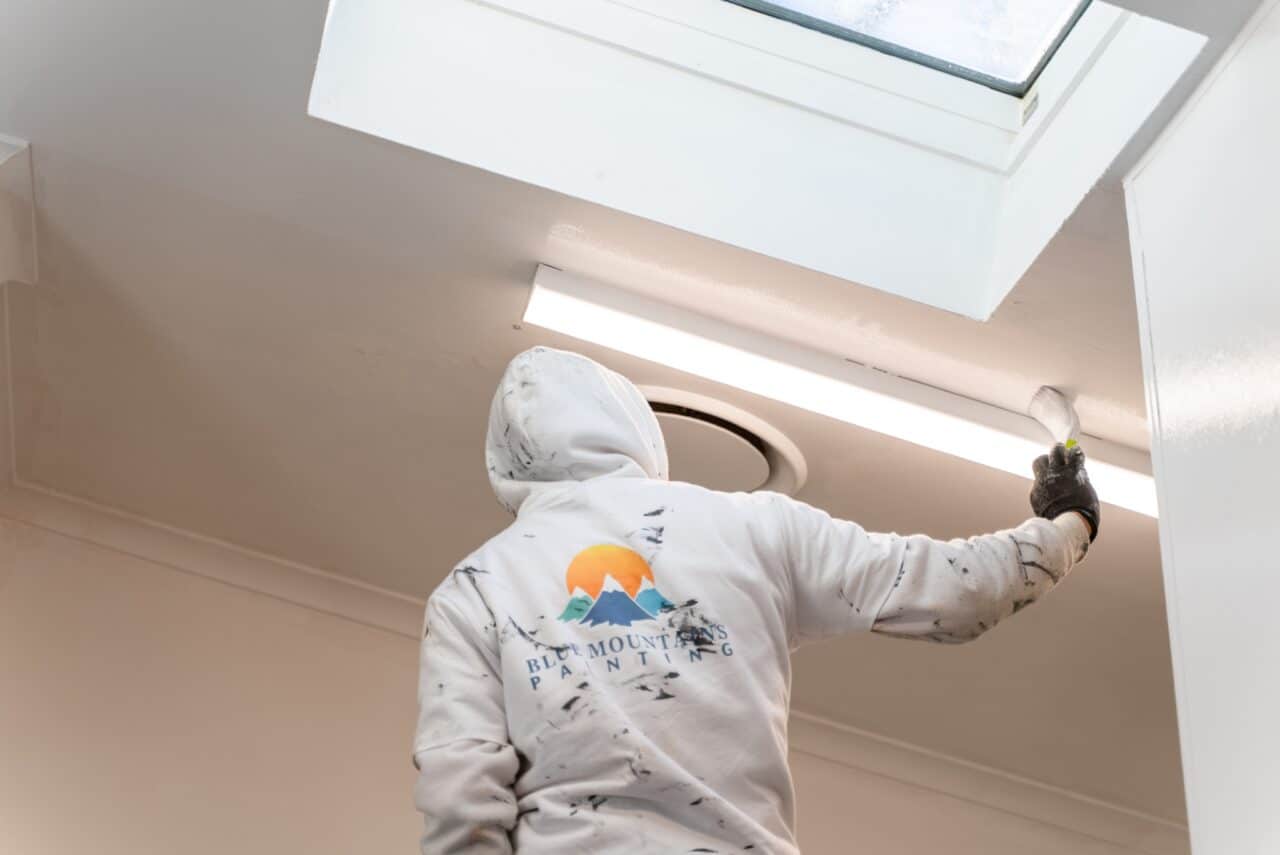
(1010, 534), (1062, 584)
(639, 526), (665, 544)
(644, 507), (667, 517)
(506, 617), (570, 655)
(655, 689), (675, 700)
(628, 755), (653, 779)
(453, 566), (498, 631)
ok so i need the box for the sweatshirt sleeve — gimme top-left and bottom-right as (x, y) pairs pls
(765, 493), (1091, 647)
(413, 569), (517, 854)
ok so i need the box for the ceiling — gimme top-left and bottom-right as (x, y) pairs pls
(0, 0), (1262, 826)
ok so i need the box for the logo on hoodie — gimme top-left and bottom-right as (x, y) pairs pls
(558, 544), (675, 627)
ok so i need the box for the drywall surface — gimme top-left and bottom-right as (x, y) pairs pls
(791, 750), (1148, 855)
(0, 517), (423, 855)
(0, 514), (1180, 854)
(1125, 0), (1280, 851)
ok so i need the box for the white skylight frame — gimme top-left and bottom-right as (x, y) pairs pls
(723, 0), (1094, 97)
(309, 0), (1205, 319)
(525, 265), (1158, 517)
(468, 0), (1126, 169)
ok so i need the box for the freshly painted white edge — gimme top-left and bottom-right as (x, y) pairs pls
(0, 284), (1184, 852)
(0, 136), (37, 288)
(1122, 0), (1280, 849)
(1123, 180), (1199, 855)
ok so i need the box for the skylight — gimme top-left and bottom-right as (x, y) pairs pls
(724, 0), (1092, 95)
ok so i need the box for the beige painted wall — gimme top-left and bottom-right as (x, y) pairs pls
(792, 750), (1142, 854)
(0, 515), (1168, 854)
(0, 517), (421, 854)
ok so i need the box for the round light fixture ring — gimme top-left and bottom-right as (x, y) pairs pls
(639, 385), (808, 496)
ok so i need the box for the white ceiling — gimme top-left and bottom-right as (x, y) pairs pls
(1, 0), (1261, 826)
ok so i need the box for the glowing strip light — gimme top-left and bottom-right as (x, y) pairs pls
(524, 265), (1157, 517)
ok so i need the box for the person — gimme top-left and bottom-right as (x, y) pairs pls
(413, 346), (1099, 854)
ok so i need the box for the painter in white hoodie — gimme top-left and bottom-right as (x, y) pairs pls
(414, 347), (1098, 854)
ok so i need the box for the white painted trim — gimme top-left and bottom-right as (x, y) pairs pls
(0, 479), (426, 639)
(790, 712), (1190, 855)
(1124, 177), (1200, 855)
(1121, 3), (1280, 849)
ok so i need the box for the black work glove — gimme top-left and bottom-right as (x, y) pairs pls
(1030, 443), (1100, 542)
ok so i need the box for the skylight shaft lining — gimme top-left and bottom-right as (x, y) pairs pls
(723, 0), (1094, 96)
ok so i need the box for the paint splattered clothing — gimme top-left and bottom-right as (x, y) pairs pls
(413, 347), (1091, 854)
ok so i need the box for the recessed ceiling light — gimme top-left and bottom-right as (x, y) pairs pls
(523, 264), (1157, 517)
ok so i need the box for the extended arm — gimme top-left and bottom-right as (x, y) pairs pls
(868, 511), (1089, 642)
(777, 443), (1100, 646)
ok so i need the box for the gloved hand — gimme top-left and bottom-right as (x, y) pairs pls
(1030, 443), (1100, 541)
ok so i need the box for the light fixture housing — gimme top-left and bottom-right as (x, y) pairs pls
(523, 264), (1157, 517)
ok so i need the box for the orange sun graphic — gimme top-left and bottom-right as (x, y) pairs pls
(565, 544), (654, 599)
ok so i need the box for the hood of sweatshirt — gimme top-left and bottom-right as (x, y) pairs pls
(486, 347), (670, 514)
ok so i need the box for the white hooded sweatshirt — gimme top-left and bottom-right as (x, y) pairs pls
(414, 347), (1091, 854)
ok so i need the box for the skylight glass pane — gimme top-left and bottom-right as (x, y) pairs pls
(726, 0), (1092, 94)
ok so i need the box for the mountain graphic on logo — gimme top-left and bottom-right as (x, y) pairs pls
(558, 593), (593, 622)
(580, 585), (656, 627)
(635, 584), (675, 616)
(557, 545), (678, 628)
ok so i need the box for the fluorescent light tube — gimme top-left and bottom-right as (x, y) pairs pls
(524, 265), (1158, 517)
